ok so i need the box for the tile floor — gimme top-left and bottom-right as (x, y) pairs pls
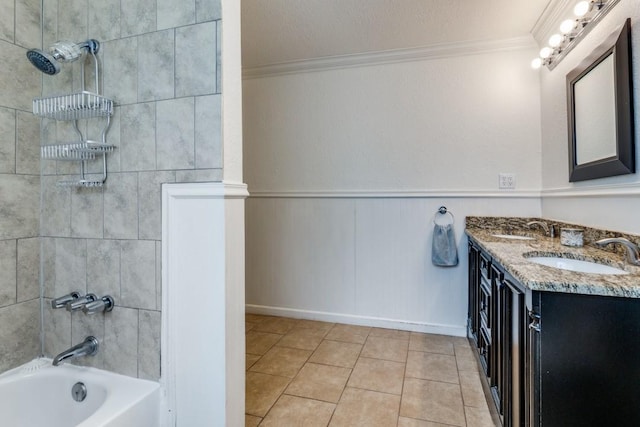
(245, 314), (498, 427)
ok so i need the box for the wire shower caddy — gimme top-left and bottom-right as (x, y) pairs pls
(32, 41), (115, 187)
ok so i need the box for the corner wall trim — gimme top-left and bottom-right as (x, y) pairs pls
(246, 304), (467, 337)
(541, 183), (640, 198)
(247, 189), (541, 199)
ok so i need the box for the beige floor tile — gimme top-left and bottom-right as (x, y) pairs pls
(397, 417), (452, 427)
(400, 378), (465, 427)
(250, 346), (312, 378)
(330, 387), (400, 427)
(406, 351), (459, 384)
(285, 362), (351, 403)
(246, 314), (272, 324)
(246, 371), (291, 417)
(309, 340), (362, 368)
(325, 324), (371, 344)
(454, 339), (475, 357)
(245, 414), (262, 427)
(361, 336), (409, 362)
(246, 353), (261, 371)
(465, 405), (498, 427)
(409, 333), (455, 355)
(277, 327), (328, 351)
(456, 351), (480, 372)
(296, 319), (335, 332)
(254, 317), (299, 334)
(347, 357), (405, 395)
(459, 370), (487, 408)
(369, 327), (411, 340)
(246, 331), (283, 355)
(246, 322), (258, 332)
(261, 394), (336, 427)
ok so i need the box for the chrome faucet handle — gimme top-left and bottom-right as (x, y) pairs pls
(51, 291), (81, 309)
(66, 293), (97, 312)
(526, 221), (550, 235)
(82, 295), (115, 315)
(595, 237), (640, 266)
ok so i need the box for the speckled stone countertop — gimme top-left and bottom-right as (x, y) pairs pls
(465, 217), (640, 298)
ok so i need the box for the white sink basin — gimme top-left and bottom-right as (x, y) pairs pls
(526, 257), (629, 275)
(492, 234), (535, 241)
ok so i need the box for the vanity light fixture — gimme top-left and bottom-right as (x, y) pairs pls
(531, 0), (621, 70)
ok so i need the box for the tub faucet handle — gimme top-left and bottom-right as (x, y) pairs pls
(82, 295), (115, 315)
(51, 291), (81, 309)
(66, 294), (97, 312)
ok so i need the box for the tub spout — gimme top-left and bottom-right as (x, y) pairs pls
(52, 336), (99, 366)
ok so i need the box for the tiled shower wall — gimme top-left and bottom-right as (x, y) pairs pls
(0, 0), (42, 373)
(40, 0), (223, 379)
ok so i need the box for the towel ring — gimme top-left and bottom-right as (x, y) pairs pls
(433, 206), (454, 225)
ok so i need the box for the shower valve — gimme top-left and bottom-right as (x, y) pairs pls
(66, 294), (97, 312)
(51, 291), (81, 309)
(82, 295), (115, 315)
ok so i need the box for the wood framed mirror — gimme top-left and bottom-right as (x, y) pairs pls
(567, 18), (634, 182)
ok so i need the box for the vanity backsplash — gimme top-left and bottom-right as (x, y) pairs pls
(465, 216), (640, 258)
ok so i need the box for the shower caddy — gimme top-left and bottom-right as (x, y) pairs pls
(32, 40), (115, 187)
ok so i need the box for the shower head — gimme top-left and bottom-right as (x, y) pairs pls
(26, 39), (100, 75)
(26, 49), (61, 75)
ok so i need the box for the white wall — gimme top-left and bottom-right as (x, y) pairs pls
(540, 1), (640, 233)
(244, 43), (543, 334)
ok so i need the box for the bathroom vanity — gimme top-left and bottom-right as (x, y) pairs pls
(466, 218), (640, 427)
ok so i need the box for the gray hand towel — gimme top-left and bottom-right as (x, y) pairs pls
(432, 223), (458, 267)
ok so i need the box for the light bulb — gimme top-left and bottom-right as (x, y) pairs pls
(531, 58), (543, 69)
(539, 47), (553, 59)
(549, 34), (563, 48)
(574, 1), (591, 17)
(560, 19), (577, 34)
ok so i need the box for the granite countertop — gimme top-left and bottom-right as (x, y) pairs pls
(466, 228), (640, 298)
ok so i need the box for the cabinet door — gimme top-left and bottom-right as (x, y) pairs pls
(501, 278), (526, 427)
(467, 242), (480, 342)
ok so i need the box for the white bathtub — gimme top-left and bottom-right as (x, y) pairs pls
(0, 359), (160, 427)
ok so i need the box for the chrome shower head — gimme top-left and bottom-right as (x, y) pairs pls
(26, 49), (61, 75)
(26, 39), (100, 75)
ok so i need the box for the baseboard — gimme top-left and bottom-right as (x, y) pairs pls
(246, 304), (467, 337)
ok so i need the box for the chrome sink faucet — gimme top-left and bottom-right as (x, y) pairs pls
(52, 336), (99, 366)
(595, 237), (640, 266)
(527, 221), (551, 236)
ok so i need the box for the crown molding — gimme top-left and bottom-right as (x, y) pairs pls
(531, 0), (574, 45)
(243, 36), (536, 79)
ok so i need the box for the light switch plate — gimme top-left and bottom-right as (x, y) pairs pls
(499, 173), (516, 189)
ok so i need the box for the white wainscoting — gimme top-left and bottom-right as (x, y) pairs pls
(246, 193), (540, 336)
(161, 182), (248, 427)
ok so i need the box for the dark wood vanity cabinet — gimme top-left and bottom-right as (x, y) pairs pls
(468, 239), (640, 427)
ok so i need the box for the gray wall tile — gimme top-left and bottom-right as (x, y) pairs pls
(57, 0), (88, 45)
(121, 0), (156, 38)
(71, 311), (105, 368)
(175, 22), (216, 97)
(17, 238), (40, 302)
(138, 310), (161, 380)
(104, 306), (138, 377)
(15, 0), (41, 49)
(104, 172), (139, 239)
(104, 38), (138, 105)
(138, 171), (175, 240)
(16, 111), (40, 175)
(121, 240), (156, 310)
(0, 107), (16, 173)
(120, 103), (156, 171)
(89, 0), (120, 42)
(196, 0), (221, 23)
(42, 0), (57, 48)
(0, 0), (14, 43)
(0, 174), (39, 239)
(175, 168), (223, 183)
(138, 30), (175, 102)
(0, 41), (41, 113)
(55, 238), (87, 296)
(216, 20), (221, 93)
(42, 238), (56, 298)
(41, 175), (71, 237)
(87, 239), (121, 299)
(0, 239), (17, 307)
(158, 0), (195, 30)
(43, 298), (72, 358)
(195, 94), (222, 169)
(157, 97), (195, 170)
(0, 300), (41, 372)
(71, 187), (104, 238)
